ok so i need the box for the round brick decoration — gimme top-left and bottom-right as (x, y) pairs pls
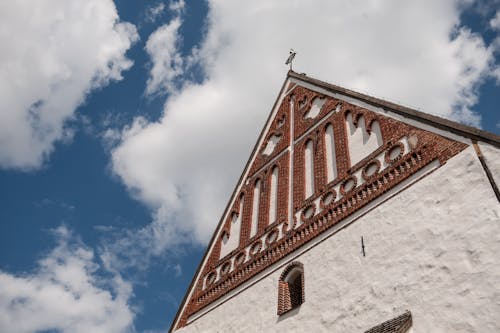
(206, 271), (217, 286)
(362, 160), (381, 181)
(301, 204), (316, 221)
(385, 142), (404, 163)
(340, 176), (357, 196)
(234, 251), (246, 267)
(320, 190), (337, 209)
(250, 240), (262, 256)
(266, 228), (279, 245)
(220, 261), (231, 275)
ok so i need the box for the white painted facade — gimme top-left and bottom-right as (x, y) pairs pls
(479, 142), (500, 188)
(177, 146), (500, 332)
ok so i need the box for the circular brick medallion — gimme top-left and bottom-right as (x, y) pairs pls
(320, 190), (336, 209)
(220, 261), (231, 275)
(206, 271), (217, 286)
(300, 204), (316, 221)
(385, 142), (404, 163)
(250, 240), (262, 256)
(234, 251), (246, 267)
(362, 160), (381, 181)
(266, 228), (279, 245)
(340, 176), (357, 196)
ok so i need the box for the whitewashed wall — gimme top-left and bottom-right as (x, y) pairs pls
(479, 142), (500, 190)
(177, 145), (500, 333)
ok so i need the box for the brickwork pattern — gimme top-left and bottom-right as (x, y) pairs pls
(174, 85), (468, 329)
(364, 311), (412, 333)
(199, 152), (290, 288)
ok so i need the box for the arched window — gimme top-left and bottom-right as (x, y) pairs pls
(277, 262), (304, 315)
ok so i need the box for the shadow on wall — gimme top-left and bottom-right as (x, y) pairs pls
(276, 306), (301, 323)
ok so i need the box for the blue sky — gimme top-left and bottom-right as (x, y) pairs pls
(0, 1), (499, 332)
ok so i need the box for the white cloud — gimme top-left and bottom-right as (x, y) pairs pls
(174, 264), (183, 277)
(145, 17), (184, 96)
(110, 1), (499, 258)
(0, 0), (138, 170)
(491, 10), (500, 30)
(0, 226), (134, 333)
(145, 3), (166, 23)
(169, 0), (186, 14)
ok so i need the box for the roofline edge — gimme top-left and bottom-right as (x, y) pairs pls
(288, 71), (500, 148)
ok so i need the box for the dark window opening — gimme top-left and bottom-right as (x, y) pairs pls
(288, 272), (303, 309)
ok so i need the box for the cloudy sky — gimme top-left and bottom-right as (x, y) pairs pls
(0, 0), (499, 332)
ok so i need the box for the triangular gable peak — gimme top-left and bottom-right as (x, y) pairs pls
(172, 72), (470, 330)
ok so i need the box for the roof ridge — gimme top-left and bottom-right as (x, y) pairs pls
(287, 70), (500, 147)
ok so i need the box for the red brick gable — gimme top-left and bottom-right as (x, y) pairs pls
(171, 74), (469, 330)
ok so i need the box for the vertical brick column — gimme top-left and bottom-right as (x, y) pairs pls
(293, 141), (305, 210)
(277, 153), (289, 224)
(313, 127), (327, 193)
(257, 169), (270, 235)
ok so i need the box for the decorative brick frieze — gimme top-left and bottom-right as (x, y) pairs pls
(183, 141), (465, 319)
(198, 153), (290, 295)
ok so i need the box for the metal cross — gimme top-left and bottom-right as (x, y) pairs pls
(285, 49), (296, 70)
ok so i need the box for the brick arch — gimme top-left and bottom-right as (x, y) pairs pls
(277, 262), (305, 315)
(279, 261), (303, 280)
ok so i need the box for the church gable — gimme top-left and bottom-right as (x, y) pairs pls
(172, 74), (469, 330)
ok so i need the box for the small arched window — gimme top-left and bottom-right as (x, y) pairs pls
(277, 262), (304, 315)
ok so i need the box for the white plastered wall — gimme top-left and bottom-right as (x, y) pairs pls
(176, 146), (500, 333)
(478, 141), (500, 191)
